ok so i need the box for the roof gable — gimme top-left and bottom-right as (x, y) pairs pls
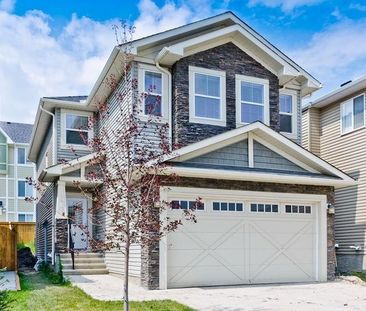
(0, 121), (33, 144)
(165, 122), (355, 188)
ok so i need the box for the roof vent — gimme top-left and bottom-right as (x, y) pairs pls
(6, 122), (11, 124)
(340, 80), (352, 87)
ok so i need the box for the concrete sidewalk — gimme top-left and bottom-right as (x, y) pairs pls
(0, 271), (18, 291)
(69, 274), (366, 311)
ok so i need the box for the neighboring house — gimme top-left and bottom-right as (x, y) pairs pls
(28, 12), (354, 289)
(302, 76), (366, 272)
(0, 121), (36, 222)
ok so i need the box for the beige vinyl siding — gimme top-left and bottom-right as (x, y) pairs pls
(319, 99), (366, 255)
(302, 109), (309, 150)
(100, 62), (142, 278)
(105, 244), (141, 277)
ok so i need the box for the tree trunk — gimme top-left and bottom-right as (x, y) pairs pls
(123, 236), (130, 311)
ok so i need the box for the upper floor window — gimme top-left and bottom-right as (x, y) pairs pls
(17, 147), (26, 164)
(61, 109), (93, 149)
(18, 180), (33, 198)
(341, 94), (365, 134)
(144, 71), (162, 116)
(189, 66), (226, 126)
(236, 75), (269, 126)
(279, 90), (297, 138)
(138, 64), (168, 121)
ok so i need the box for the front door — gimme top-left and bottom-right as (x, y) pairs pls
(67, 198), (88, 250)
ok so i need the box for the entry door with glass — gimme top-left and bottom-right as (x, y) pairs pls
(67, 198), (88, 250)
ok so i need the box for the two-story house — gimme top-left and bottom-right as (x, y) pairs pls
(0, 121), (36, 222)
(29, 12), (354, 289)
(303, 76), (366, 273)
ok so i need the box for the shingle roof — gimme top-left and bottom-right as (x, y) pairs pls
(43, 96), (88, 103)
(0, 121), (33, 143)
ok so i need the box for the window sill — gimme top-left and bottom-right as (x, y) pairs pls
(137, 114), (169, 124)
(60, 144), (91, 151)
(340, 125), (366, 137)
(189, 116), (226, 127)
(280, 132), (298, 140)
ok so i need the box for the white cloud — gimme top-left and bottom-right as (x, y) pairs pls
(0, 0), (15, 12)
(288, 18), (366, 99)
(0, 10), (117, 123)
(248, 0), (323, 12)
(0, 0), (204, 123)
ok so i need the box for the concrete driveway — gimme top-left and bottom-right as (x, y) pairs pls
(70, 274), (366, 311)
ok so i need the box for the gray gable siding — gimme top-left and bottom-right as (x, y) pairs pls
(186, 140), (248, 167)
(253, 140), (306, 172)
(56, 108), (91, 163)
(183, 138), (306, 173)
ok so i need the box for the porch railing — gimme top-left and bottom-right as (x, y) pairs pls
(68, 220), (75, 270)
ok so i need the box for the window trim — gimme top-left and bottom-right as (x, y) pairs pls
(340, 93), (365, 135)
(250, 202), (279, 213)
(279, 89), (298, 139)
(212, 201), (244, 212)
(17, 179), (33, 198)
(0, 133), (7, 173)
(17, 147), (26, 165)
(284, 204), (312, 215)
(189, 66), (226, 127)
(235, 74), (269, 126)
(138, 64), (169, 122)
(60, 109), (93, 150)
(170, 199), (206, 211)
(18, 213), (34, 222)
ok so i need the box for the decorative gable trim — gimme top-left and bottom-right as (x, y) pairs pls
(165, 121), (355, 186)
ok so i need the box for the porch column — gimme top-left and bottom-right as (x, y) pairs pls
(55, 180), (67, 219)
(55, 180), (68, 254)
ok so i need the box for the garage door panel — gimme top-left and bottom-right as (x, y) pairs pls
(166, 195), (321, 288)
(168, 264), (245, 288)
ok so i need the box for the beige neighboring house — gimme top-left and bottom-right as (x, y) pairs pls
(303, 76), (366, 272)
(0, 121), (36, 222)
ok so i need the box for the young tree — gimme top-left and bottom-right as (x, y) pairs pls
(72, 23), (199, 311)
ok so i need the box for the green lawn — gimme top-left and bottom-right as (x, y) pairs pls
(8, 271), (195, 311)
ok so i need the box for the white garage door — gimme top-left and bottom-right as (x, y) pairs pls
(164, 190), (326, 289)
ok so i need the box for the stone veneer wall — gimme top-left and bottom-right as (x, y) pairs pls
(55, 218), (68, 254)
(171, 42), (280, 147)
(141, 178), (336, 289)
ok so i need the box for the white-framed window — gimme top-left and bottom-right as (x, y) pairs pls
(17, 180), (33, 198)
(0, 132), (7, 172)
(236, 75), (269, 126)
(171, 199), (205, 211)
(189, 66), (226, 126)
(17, 147), (26, 164)
(61, 109), (93, 149)
(285, 204), (312, 214)
(138, 64), (168, 121)
(18, 214), (33, 222)
(0, 199), (5, 215)
(212, 201), (244, 212)
(341, 94), (365, 134)
(250, 203), (278, 213)
(279, 90), (297, 138)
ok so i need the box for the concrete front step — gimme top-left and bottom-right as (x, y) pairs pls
(61, 258), (105, 265)
(63, 268), (109, 275)
(60, 253), (104, 259)
(60, 252), (108, 276)
(62, 263), (107, 270)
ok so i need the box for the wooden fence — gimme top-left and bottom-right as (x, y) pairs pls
(0, 222), (35, 271)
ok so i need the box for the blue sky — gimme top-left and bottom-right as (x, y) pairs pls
(1, 0), (366, 122)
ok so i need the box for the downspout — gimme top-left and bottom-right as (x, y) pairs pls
(39, 102), (56, 265)
(155, 48), (173, 146)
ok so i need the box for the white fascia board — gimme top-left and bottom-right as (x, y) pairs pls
(309, 75), (366, 109)
(0, 127), (14, 144)
(165, 166), (356, 189)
